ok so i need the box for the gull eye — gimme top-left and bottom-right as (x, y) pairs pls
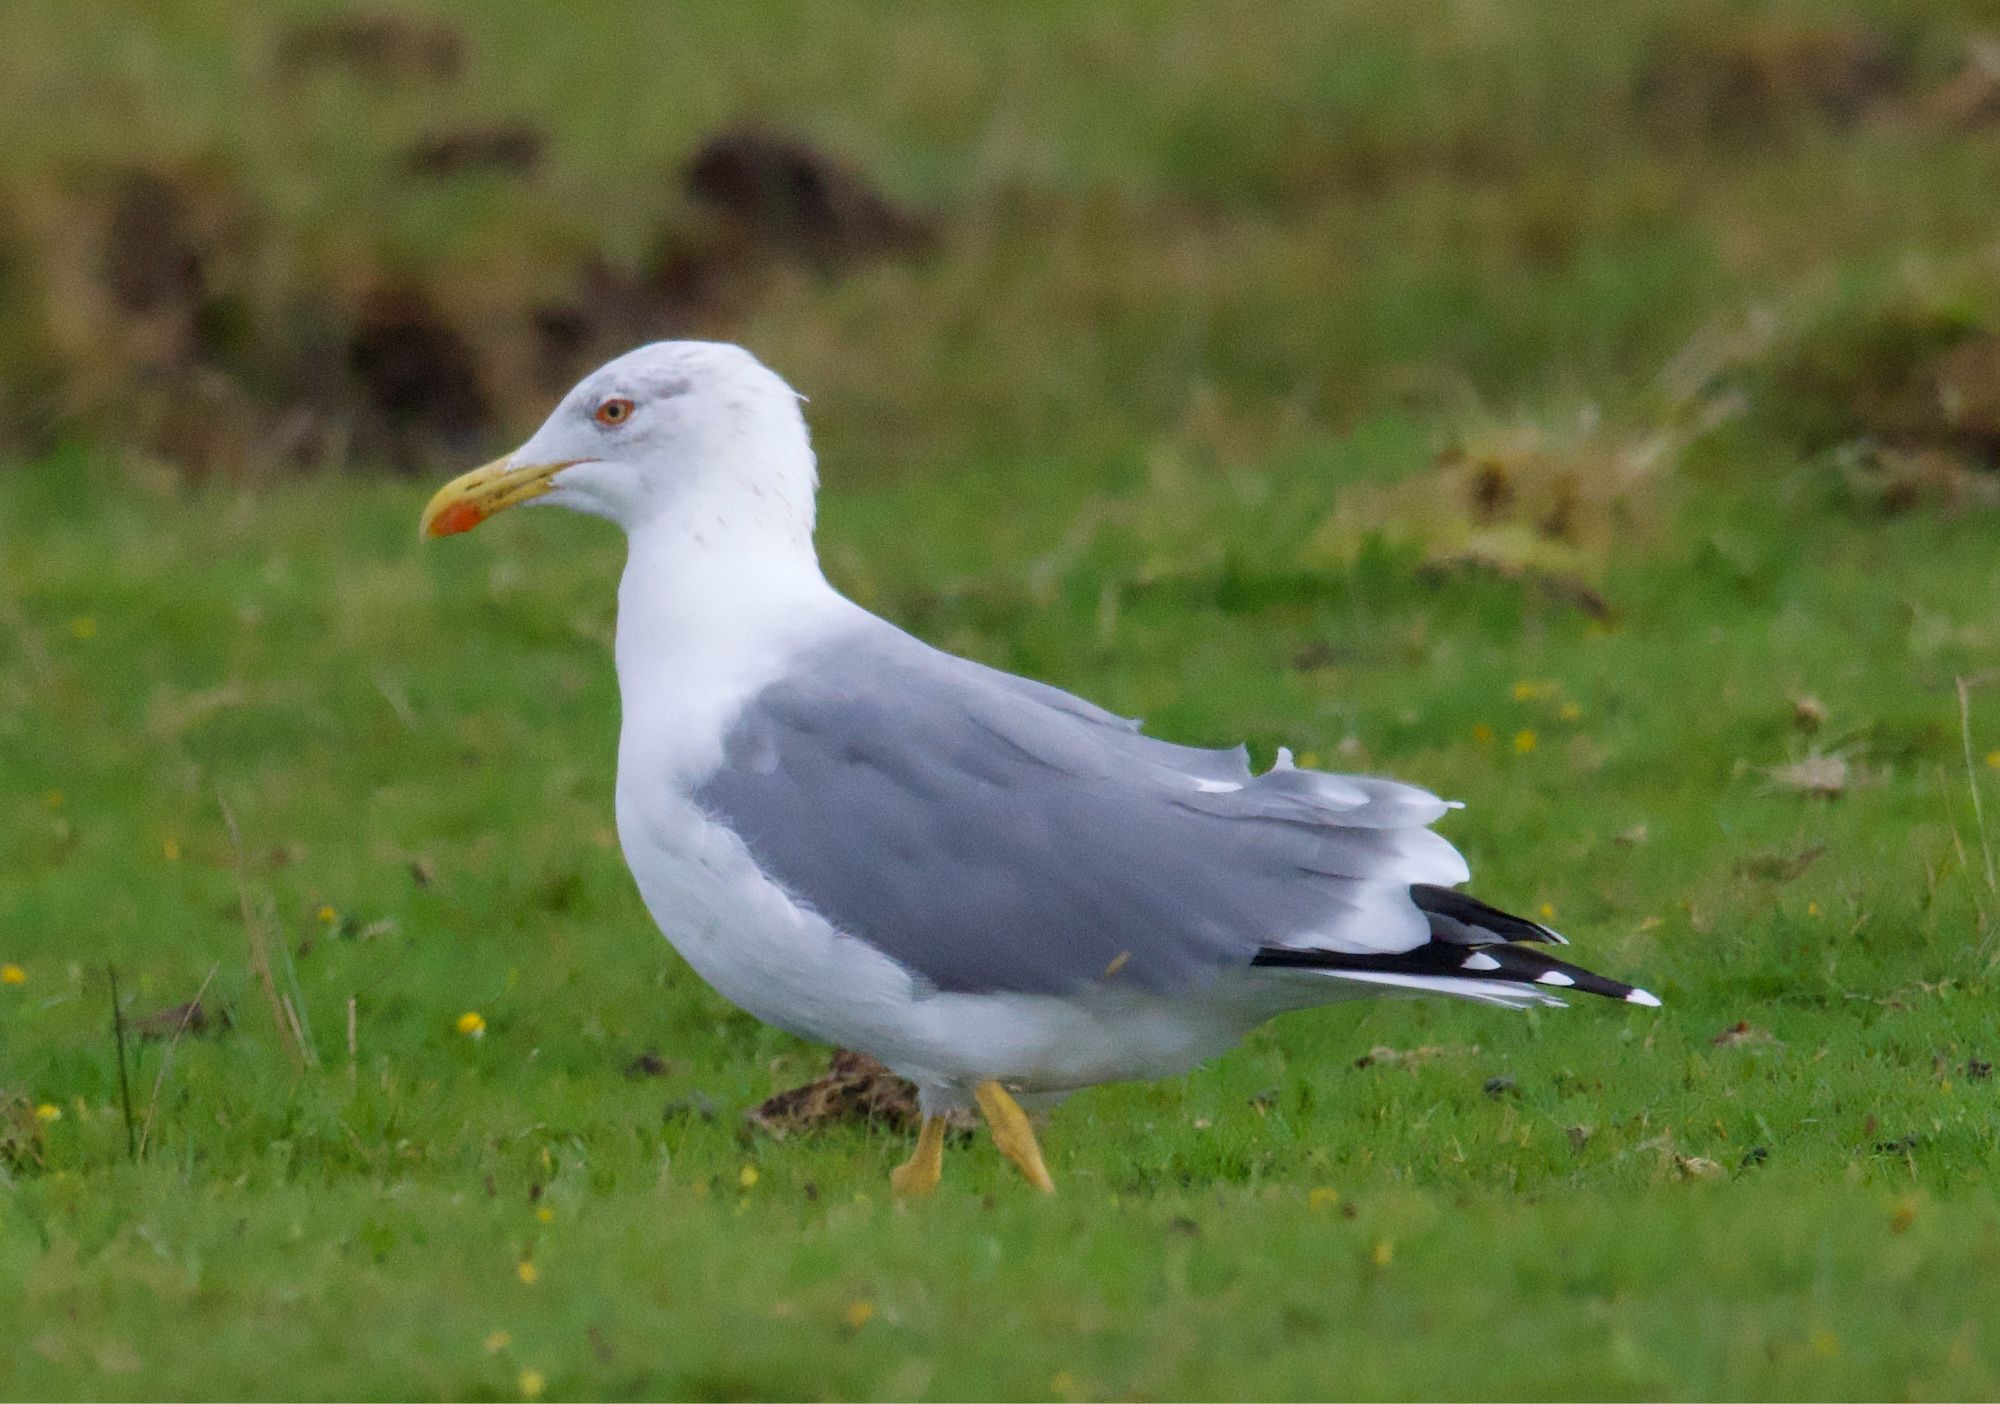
(593, 397), (634, 427)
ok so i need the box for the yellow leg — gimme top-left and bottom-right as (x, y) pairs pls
(889, 1115), (946, 1196)
(972, 1080), (1055, 1194)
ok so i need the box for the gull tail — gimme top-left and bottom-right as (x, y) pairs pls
(1250, 884), (1661, 1010)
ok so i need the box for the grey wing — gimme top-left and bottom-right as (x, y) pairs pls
(693, 620), (1470, 996)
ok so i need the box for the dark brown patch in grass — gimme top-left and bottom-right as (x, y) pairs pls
(277, 12), (466, 85)
(622, 1051), (683, 1080)
(1633, 19), (1914, 144)
(1737, 844), (1827, 883)
(101, 170), (208, 314)
(131, 1000), (230, 1041)
(347, 286), (491, 467)
(685, 128), (934, 271)
(404, 124), (546, 180)
(747, 1048), (969, 1139)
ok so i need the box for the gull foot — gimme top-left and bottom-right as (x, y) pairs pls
(972, 1080), (1055, 1194)
(889, 1114), (945, 1196)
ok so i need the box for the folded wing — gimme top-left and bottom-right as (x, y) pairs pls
(693, 619), (1473, 997)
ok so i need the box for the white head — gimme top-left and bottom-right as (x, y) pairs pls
(421, 341), (819, 556)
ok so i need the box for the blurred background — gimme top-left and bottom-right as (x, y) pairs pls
(6, 0), (1999, 498)
(8, 3), (2000, 1397)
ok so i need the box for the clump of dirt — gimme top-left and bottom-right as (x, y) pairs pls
(277, 11), (466, 85)
(403, 123), (545, 180)
(100, 170), (211, 314)
(131, 1000), (230, 1041)
(684, 128), (935, 272)
(85, 164), (259, 367)
(1632, 17), (1916, 143)
(748, 1049), (962, 1140)
(621, 1050), (682, 1080)
(522, 130), (934, 394)
(346, 285), (492, 469)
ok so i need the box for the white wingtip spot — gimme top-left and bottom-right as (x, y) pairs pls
(1626, 988), (1662, 1007)
(1536, 970), (1575, 987)
(1461, 951), (1502, 971)
(1191, 777), (1243, 793)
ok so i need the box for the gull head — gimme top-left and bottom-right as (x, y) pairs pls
(421, 341), (818, 551)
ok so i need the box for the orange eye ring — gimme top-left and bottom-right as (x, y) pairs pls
(593, 397), (634, 427)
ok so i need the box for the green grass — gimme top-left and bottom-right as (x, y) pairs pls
(6, 433), (2000, 1399)
(8, 1), (2000, 1399)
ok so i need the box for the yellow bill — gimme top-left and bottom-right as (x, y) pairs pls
(420, 456), (581, 539)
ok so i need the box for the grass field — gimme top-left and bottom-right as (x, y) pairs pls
(7, 2), (2000, 1399)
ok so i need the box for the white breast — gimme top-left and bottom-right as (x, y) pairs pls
(609, 535), (926, 1046)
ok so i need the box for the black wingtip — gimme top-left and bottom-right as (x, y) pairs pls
(1410, 883), (1568, 946)
(1255, 936), (1658, 1006)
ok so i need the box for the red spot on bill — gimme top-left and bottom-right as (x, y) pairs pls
(429, 498), (487, 536)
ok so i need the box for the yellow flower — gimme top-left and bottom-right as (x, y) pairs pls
(518, 1368), (546, 1400)
(161, 837), (181, 861)
(1295, 750), (1320, 769)
(1370, 1240), (1394, 1267)
(316, 905), (337, 924)
(844, 1299), (875, 1329)
(70, 616), (97, 640)
(35, 1103), (61, 1122)
(1538, 903), (1556, 921)
(1513, 729), (1538, 754)
(1472, 723), (1495, 746)
(456, 1011), (487, 1039)
(1987, 749), (2000, 771)
(516, 1260), (538, 1286)
(0, 964), (24, 986)
(1510, 680), (1557, 702)
(535, 1205), (554, 1224)
(1558, 701), (1582, 722)
(484, 1330), (512, 1354)
(1308, 1187), (1340, 1210)
(738, 1164), (760, 1189)
(1806, 901), (1821, 918)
